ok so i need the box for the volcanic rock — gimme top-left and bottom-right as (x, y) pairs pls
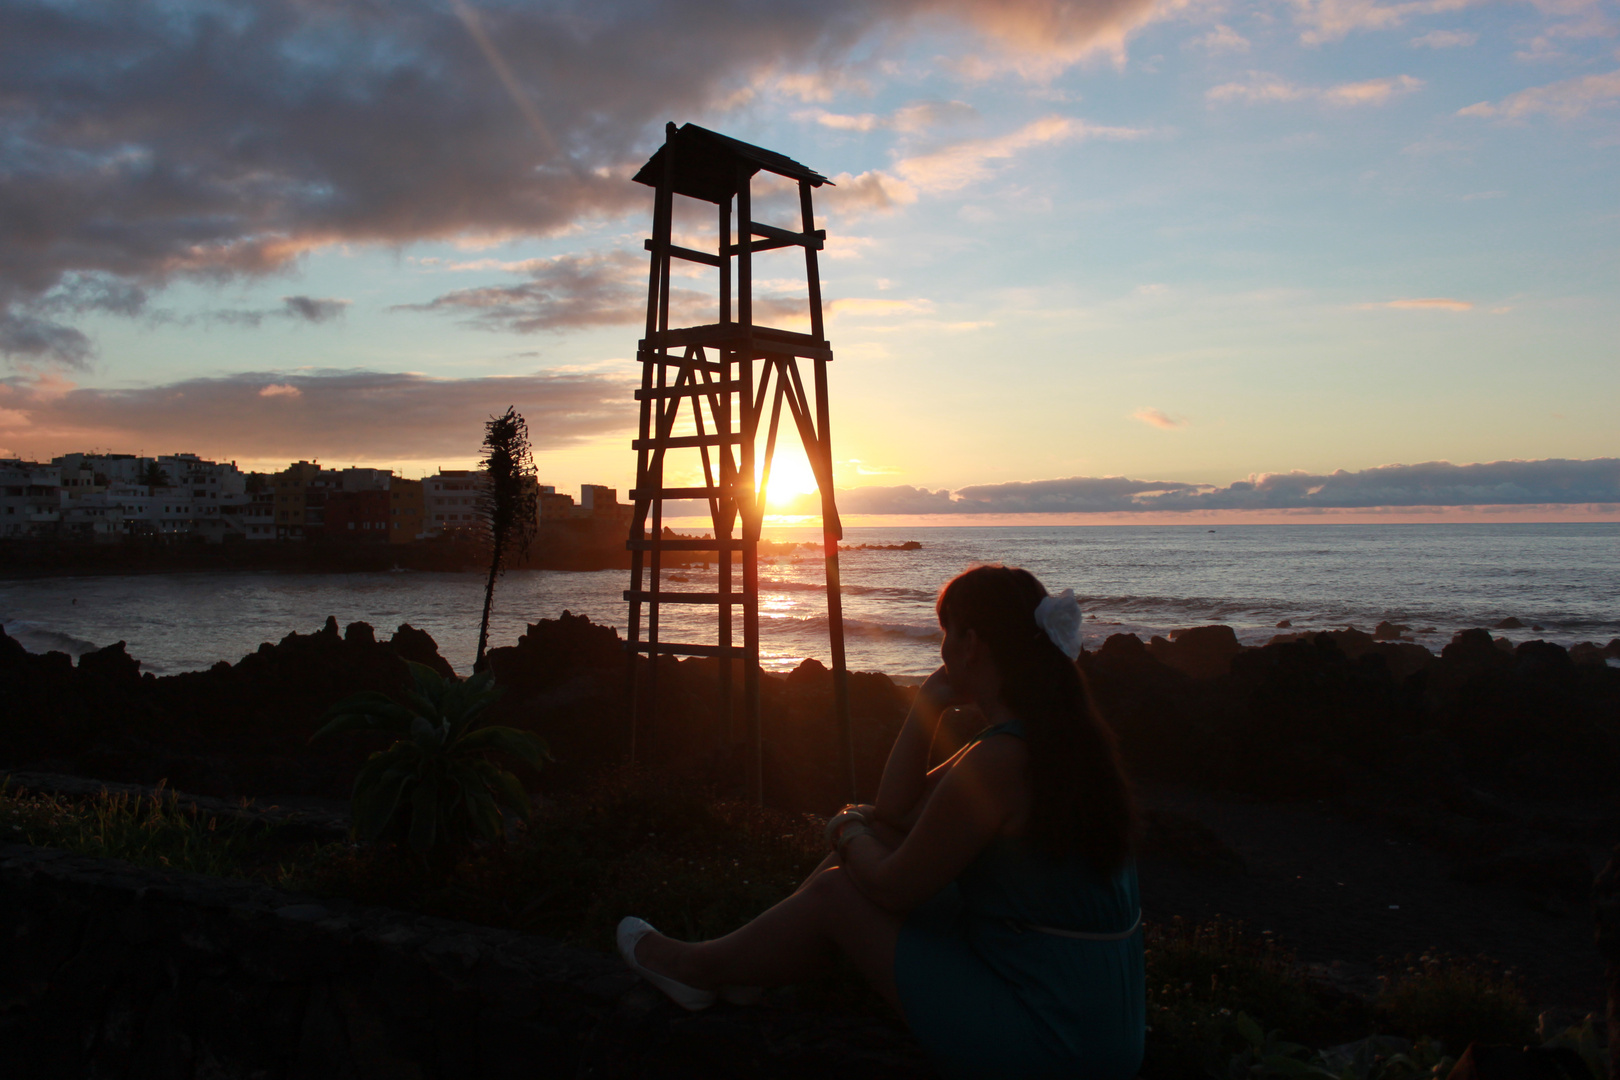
(1153, 625), (1244, 679)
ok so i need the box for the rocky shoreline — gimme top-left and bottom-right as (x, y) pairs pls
(3, 610), (1617, 1014)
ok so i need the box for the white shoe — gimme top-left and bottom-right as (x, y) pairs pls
(616, 917), (716, 1011)
(719, 985), (763, 1006)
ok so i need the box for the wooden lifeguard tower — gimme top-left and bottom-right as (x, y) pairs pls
(624, 122), (853, 805)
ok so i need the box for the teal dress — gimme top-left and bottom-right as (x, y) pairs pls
(893, 720), (1145, 1079)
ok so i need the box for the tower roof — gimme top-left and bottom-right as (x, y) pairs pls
(632, 123), (830, 204)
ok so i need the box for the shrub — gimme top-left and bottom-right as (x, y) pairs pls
(310, 662), (547, 866)
(1142, 917), (1332, 1076)
(1, 780), (295, 879)
(1373, 952), (1536, 1050)
(291, 765), (827, 950)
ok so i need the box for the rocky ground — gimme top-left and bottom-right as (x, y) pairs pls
(3, 609), (1616, 1024)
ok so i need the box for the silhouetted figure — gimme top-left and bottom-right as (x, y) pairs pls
(618, 564), (1144, 1078)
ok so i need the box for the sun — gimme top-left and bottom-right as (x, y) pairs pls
(764, 446), (821, 509)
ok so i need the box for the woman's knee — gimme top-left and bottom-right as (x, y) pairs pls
(806, 864), (889, 923)
(806, 864), (861, 908)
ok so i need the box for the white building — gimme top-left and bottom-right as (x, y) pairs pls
(0, 461), (63, 538)
(425, 470), (485, 536)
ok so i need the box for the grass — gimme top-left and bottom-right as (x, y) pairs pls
(0, 772), (1563, 1069)
(1374, 952), (1538, 1050)
(1, 779), (305, 881)
(1141, 916), (1358, 1077)
(292, 766), (830, 953)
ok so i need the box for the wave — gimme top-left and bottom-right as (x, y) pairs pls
(763, 612), (942, 643)
(749, 577), (937, 601)
(5, 621), (101, 656)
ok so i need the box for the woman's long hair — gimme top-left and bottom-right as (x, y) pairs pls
(937, 564), (1134, 873)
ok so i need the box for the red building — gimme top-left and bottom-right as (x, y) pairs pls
(324, 489), (391, 541)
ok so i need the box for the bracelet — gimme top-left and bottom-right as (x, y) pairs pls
(834, 823), (872, 856)
(823, 810), (868, 849)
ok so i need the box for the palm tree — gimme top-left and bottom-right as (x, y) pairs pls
(310, 661), (547, 866)
(140, 462), (171, 490)
(474, 407), (538, 672)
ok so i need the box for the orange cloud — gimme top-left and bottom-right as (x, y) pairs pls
(1365, 297), (1474, 311)
(0, 369), (634, 465)
(1131, 407), (1186, 429)
(895, 116), (1149, 194)
(1458, 69), (1620, 120)
(1290, 0), (1479, 46)
(1208, 73), (1423, 106)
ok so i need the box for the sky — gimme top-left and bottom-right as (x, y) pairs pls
(1, 0), (1616, 524)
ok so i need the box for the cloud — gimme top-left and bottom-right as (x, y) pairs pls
(1189, 24), (1251, 52)
(398, 251), (714, 333)
(1364, 297), (1474, 310)
(1289, 0), (1480, 45)
(774, 459), (1620, 514)
(894, 115), (1149, 194)
(1409, 29), (1478, 46)
(281, 296), (350, 324)
(0, 0), (1166, 368)
(1131, 407), (1186, 429)
(826, 298), (934, 317)
(798, 101), (978, 134)
(1458, 69), (1620, 120)
(0, 368), (635, 462)
(818, 171), (920, 218)
(1208, 72), (1423, 106)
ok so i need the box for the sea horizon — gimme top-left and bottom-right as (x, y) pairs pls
(5, 521), (1616, 679)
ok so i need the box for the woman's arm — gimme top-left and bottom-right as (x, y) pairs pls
(871, 666), (960, 830)
(840, 735), (1027, 914)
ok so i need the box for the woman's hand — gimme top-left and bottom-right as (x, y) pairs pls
(915, 665), (963, 715)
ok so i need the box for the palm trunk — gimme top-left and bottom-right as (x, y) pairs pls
(474, 535), (501, 672)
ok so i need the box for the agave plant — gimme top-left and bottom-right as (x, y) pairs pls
(311, 661), (548, 859)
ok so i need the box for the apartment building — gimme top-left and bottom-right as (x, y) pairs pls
(388, 479), (426, 543)
(425, 470), (485, 536)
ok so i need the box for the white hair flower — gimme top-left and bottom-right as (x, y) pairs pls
(1034, 589), (1083, 660)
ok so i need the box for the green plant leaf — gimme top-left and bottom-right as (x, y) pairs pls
(482, 765), (532, 822)
(310, 693), (415, 742)
(354, 769), (411, 842)
(1235, 1012), (1266, 1051)
(408, 775), (440, 855)
(457, 725), (548, 767)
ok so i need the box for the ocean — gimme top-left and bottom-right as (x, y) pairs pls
(2, 523), (1616, 678)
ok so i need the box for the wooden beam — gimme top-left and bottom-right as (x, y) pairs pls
(644, 238), (721, 267)
(632, 432), (743, 450)
(623, 591), (749, 605)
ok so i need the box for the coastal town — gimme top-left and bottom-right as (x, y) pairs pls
(0, 451), (630, 545)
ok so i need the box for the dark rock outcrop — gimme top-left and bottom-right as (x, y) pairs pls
(0, 620), (460, 800)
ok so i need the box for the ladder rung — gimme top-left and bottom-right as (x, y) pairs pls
(631, 486), (728, 500)
(634, 384), (735, 401)
(645, 238), (722, 268)
(628, 538), (744, 551)
(635, 349), (727, 374)
(628, 642), (748, 659)
(624, 590), (746, 605)
(632, 433), (743, 450)
(642, 324), (832, 362)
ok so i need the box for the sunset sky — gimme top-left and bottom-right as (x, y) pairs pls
(2, 0), (1616, 523)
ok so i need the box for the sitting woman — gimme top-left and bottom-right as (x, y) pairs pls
(618, 564), (1144, 1079)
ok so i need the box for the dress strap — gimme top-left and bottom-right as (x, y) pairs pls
(975, 717), (1026, 741)
(1002, 911), (1141, 941)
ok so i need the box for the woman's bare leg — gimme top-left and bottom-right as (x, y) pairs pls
(792, 821), (906, 896)
(635, 866), (904, 1010)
